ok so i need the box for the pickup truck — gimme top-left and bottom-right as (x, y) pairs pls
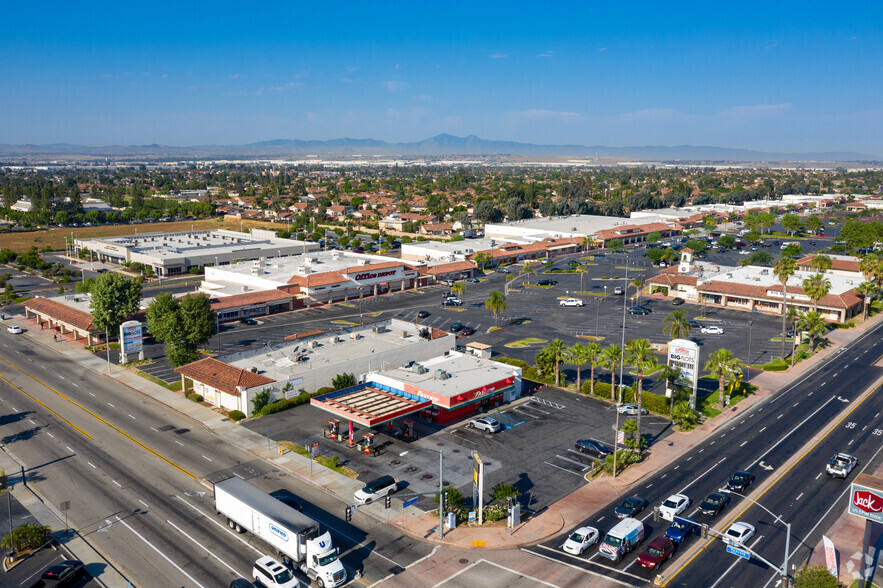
(826, 453), (858, 478)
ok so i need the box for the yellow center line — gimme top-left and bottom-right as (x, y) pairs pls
(0, 357), (195, 480)
(661, 380), (881, 586)
(0, 373), (93, 440)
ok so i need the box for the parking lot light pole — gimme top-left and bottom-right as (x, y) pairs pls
(721, 488), (791, 586)
(400, 449), (444, 539)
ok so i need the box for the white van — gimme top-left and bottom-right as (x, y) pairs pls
(598, 517), (645, 562)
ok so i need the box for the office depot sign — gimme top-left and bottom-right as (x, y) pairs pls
(849, 475), (883, 523)
(354, 269), (399, 282)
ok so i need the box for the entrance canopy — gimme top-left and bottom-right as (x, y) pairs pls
(311, 385), (432, 427)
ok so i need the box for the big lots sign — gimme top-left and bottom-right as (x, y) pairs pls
(849, 475), (883, 524)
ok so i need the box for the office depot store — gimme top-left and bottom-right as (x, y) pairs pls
(311, 351), (523, 427)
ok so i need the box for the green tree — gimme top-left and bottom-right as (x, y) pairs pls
(646, 232), (662, 244)
(805, 214), (823, 234)
(657, 364), (687, 418)
(630, 279), (643, 305)
(54, 210), (69, 226)
(434, 487), (465, 512)
(620, 418), (642, 451)
(718, 235), (736, 248)
(89, 272), (142, 334)
(857, 281), (877, 320)
(797, 311), (827, 351)
(473, 252), (492, 270)
(546, 339), (567, 386)
(662, 310), (691, 340)
(0, 523), (51, 551)
(809, 254), (832, 274)
(600, 344), (622, 401)
(519, 262), (537, 285)
(332, 372), (356, 390)
(802, 273), (831, 312)
(566, 344), (590, 391)
(781, 213), (803, 235)
(782, 243), (803, 258)
(584, 342), (601, 396)
(607, 239), (623, 250)
(773, 257), (797, 359)
(484, 290), (506, 326)
(625, 338), (658, 441)
(791, 564), (839, 588)
(704, 348), (743, 409)
(450, 281), (466, 298)
(489, 482), (521, 504)
(671, 401), (700, 430)
(146, 292), (216, 367)
(251, 390), (271, 415)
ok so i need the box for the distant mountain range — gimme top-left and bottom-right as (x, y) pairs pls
(0, 134), (876, 162)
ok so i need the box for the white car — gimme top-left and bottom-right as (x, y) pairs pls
(562, 526), (600, 555)
(658, 494), (690, 522)
(723, 522), (756, 546)
(560, 298), (585, 307)
(253, 555), (302, 588)
(700, 326), (724, 335)
(7, 325), (22, 334)
(613, 286), (624, 295)
(353, 475), (397, 505)
(469, 416), (503, 433)
(616, 403), (648, 416)
(826, 453), (858, 478)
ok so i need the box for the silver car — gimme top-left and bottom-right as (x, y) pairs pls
(469, 416), (503, 433)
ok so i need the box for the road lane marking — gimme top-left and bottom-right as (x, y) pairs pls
(107, 403), (115, 408)
(709, 534), (766, 588)
(202, 455), (213, 462)
(166, 519), (245, 577)
(777, 414), (783, 419)
(66, 446), (74, 453)
(29, 419), (35, 424)
(0, 374), (92, 439)
(748, 396), (837, 470)
(759, 427), (766, 433)
(175, 496), (264, 556)
(139, 500), (149, 509)
(58, 375), (64, 380)
(815, 472), (823, 480)
(175, 440), (184, 446)
(47, 433), (54, 438)
(529, 544), (643, 584)
(89, 392), (95, 396)
(740, 441), (748, 447)
(128, 414), (136, 420)
(544, 461), (582, 476)
(114, 515), (206, 588)
(113, 480), (122, 488)
(0, 356), (194, 478)
(796, 493), (803, 500)
(88, 462), (96, 469)
(71, 383), (78, 387)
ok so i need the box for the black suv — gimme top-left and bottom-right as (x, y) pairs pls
(727, 471), (754, 492)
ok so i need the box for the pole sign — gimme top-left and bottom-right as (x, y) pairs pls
(849, 475), (883, 524)
(822, 535), (838, 578)
(310, 441), (320, 459)
(667, 339), (700, 398)
(473, 452), (485, 526)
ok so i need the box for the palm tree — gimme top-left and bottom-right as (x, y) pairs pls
(860, 253), (882, 287)
(703, 348), (743, 409)
(451, 281), (466, 298)
(797, 311), (827, 351)
(547, 339), (567, 386)
(661, 249), (678, 266)
(631, 279), (644, 306)
(519, 262), (537, 285)
(484, 290), (506, 326)
(585, 342), (601, 396)
(857, 281), (877, 320)
(809, 254), (832, 273)
(581, 236), (593, 253)
(801, 273), (831, 313)
(600, 344), (622, 401)
(566, 344), (590, 391)
(625, 338), (658, 441)
(657, 364), (686, 419)
(662, 310), (691, 340)
(773, 257), (797, 359)
(577, 264), (589, 292)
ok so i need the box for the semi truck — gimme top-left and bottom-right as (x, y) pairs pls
(214, 477), (347, 588)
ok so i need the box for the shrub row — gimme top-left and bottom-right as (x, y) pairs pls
(493, 357), (556, 386)
(228, 410), (245, 421)
(185, 393), (204, 403)
(580, 380), (670, 415)
(256, 390), (319, 417)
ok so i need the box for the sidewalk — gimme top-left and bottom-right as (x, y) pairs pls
(7, 309), (882, 555)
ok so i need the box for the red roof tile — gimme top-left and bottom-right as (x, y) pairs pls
(24, 297), (96, 331)
(175, 357), (276, 395)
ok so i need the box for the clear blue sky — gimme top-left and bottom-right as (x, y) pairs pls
(2, 1), (881, 154)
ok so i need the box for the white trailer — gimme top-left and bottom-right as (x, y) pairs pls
(214, 477), (347, 587)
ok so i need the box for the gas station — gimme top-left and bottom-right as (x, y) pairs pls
(311, 350), (523, 454)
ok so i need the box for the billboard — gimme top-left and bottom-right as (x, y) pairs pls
(667, 339), (700, 397)
(120, 321), (143, 354)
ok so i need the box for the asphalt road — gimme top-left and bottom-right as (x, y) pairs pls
(0, 329), (433, 586)
(521, 318), (883, 587)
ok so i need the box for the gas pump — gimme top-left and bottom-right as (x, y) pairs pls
(400, 419), (418, 440)
(358, 432), (376, 455)
(327, 419), (342, 442)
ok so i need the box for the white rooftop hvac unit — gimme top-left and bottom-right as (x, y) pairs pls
(310, 340), (320, 348)
(372, 325), (386, 334)
(433, 369), (450, 380)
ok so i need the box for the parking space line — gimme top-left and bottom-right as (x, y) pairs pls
(544, 461), (582, 476)
(555, 455), (591, 470)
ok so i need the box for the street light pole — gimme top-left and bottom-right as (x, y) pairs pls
(401, 448), (444, 539)
(722, 489), (791, 586)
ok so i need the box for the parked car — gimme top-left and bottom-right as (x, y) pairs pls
(637, 536), (675, 570)
(450, 322), (464, 332)
(354, 476), (398, 504)
(700, 325), (724, 334)
(826, 453), (858, 478)
(613, 286), (624, 295)
(40, 560), (84, 587)
(495, 267), (510, 273)
(466, 277), (480, 283)
(253, 556), (301, 588)
(560, 298), (585, 307)
(459, 326), (475, 336)
(537, 279), (558, 286)
(617, 403), (648, 416)
(658, 493), (690, 521)
(699, 492), (730, 517)
(574, 439), (612, 458)
(723, 522), (756, 546)
(727, 471), (754, 492)
(665, 517), (698, 543)
(614, 496), (647, 518)
(469, 416), (503, 433)
(7, 325), (23, 334)
(442, 298), (462, 307)
(416, 310), (430, 319)
(240, 317), (258, 325)
(628, 305), (652, 315)
(562, 526), (600, 555)
(671, 297), (685, 305)
(96, 268), (109, 274)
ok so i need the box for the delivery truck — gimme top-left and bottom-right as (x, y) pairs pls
(214, 477), (347, 587)
(598, 517), (644, 562)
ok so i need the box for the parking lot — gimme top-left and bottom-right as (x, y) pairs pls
(246, 384), (672, 513)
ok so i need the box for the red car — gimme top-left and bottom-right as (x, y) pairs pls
(637, 536), (675, 570)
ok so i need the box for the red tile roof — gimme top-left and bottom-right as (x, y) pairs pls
(24, 297), (96, 331)
(419, 261), (476, 275)
(175, 358), (276, 395)
(796, 254), (861, 274)
(210, 289), (294, 310)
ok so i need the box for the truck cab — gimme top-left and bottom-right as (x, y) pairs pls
(301, 532), (346, 587)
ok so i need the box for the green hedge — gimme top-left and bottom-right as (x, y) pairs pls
(186, 393), (204, 403)
(228, 410), (245, 421)
(581, 380), (670, 415)
(493, 357), (556, 386)
(256, 391), (317, 417)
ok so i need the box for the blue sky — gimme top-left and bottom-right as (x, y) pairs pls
(2, 1), (882, 154)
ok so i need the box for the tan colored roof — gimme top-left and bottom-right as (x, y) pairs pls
(175, 357), (276, 395)
(595, 222), (676, 241)
(288, 272), (348, 287)
(419, 260), (476, 275)
(210, 289), (293, 310)
(24, 297), (96, 332)
(283, 329), (325, 341)
(342, 261), (409, 274)
(796, 254), (861, 274)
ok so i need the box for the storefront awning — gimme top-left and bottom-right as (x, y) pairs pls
(311, 385), (432, 427)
